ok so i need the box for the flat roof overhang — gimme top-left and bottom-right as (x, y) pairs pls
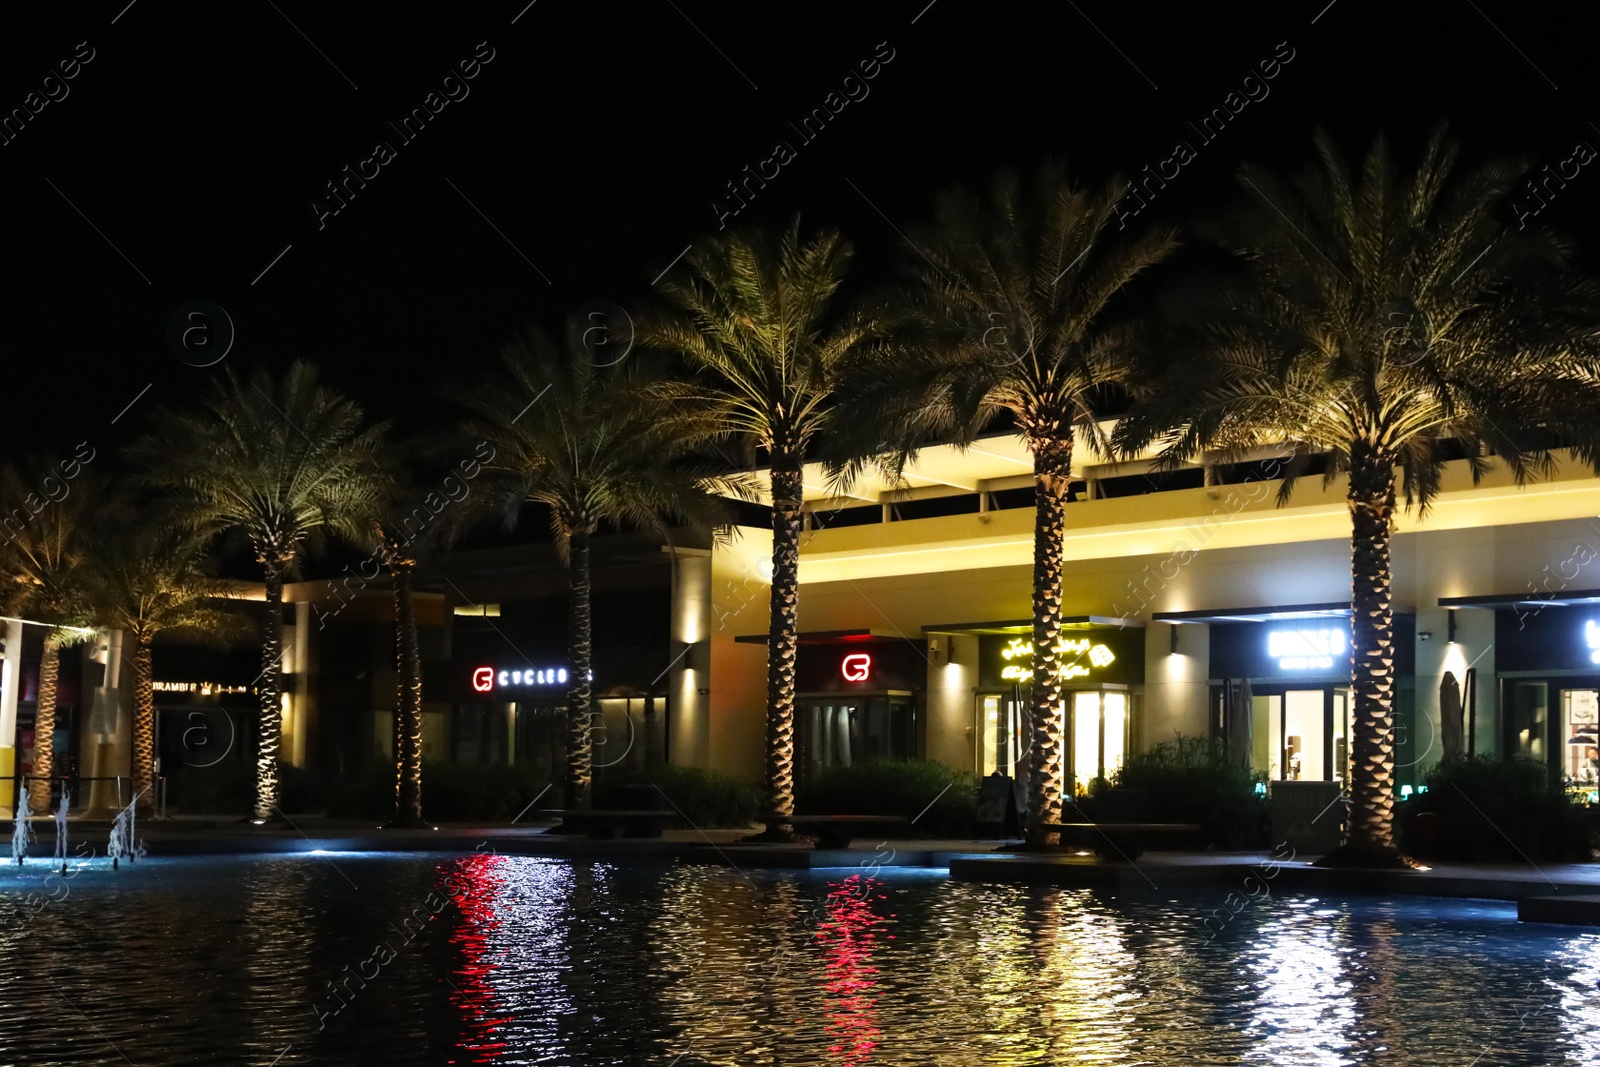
(1152, 601), (1351, 625)
(733, 628), (915, 645)
(1439, 589), (1600, 609)
(921, 616), (1145, 636)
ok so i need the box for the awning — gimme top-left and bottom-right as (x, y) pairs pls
(922, 616), (1144, 635)
(1438, 589), (1600, 609)
(733, 628), (911, 645)
(1151, 601), (1351, 625)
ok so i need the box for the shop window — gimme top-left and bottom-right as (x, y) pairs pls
(798, 696), (918, 779)
(1508, 682), (1548, 763)
(1561, 689), (1599, 783)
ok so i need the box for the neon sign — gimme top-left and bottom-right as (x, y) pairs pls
(152, 681), (251, 694)
(1586, 620), (1600, 664)
(1267, 628), (1345, 670)
(841, 653), (872, 682)
(997, 636), (1115, 683)
(471, 665), (572, 692)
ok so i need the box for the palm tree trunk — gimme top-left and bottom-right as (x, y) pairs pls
(765, 462), (804, 830)
(393, 565), (424, 826)
(131, 634), (156, 820)
(28, 631), (62, 815)
(1026, 440), (1073, 848)
(566, 529), (594, 810)
(1320, 447), (1405, 867)
(253, 566), (285, 823)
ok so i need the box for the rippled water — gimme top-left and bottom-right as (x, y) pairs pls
(0, 852), (1596, 1065)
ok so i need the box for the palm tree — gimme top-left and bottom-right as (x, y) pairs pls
(458, 318), (737, 812)
(639, 222), (885, 835)
(374, 521), (424, 827)
(842, 168), (1177, 846)
(0, 461), (103, 814)
(1115, 129), (1600, 867)
(84, 528), (245, 819)
(134, 361), (389, 823)
(460, 316), (739, 809)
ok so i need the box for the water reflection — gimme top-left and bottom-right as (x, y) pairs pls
(817, 875), (885, 1064)
(0, 857), (1595, 1065)
(1244, 902), (1356, 1066)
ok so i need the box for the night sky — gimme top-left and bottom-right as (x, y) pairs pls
(4, 0), (1600, 467)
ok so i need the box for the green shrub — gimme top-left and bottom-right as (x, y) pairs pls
(597, 765), (760, 828)
(1110, 734), (1268, 849)
(164, 758), (323, 816)
(796, 758), (978, 838)
(1403, 755), (1591, 862)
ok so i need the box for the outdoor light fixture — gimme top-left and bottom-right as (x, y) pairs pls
(1447, 609), (1458, 644)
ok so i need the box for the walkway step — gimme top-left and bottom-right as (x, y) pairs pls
(1518, 894), (1600, 925)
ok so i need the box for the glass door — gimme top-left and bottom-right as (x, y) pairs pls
(1070, 690), (1128, 795)
(977, 691), (1023, 777)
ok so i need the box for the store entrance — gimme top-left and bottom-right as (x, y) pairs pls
(1246, 685), (1353, 785)
(1505, 680), (1600, 785)
(796, 690), (919, 781)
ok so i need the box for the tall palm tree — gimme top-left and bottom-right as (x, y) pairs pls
(842, 167), (1177, 846)
(458, 318), (738, 812)
(375, 521), (424, 827)
(84, 527), (245, 819)
(1115, 129), (1600, 867)
(639, 222), (885, 835)
(0, 461), (103, 814)
(134, 361), (390, 823)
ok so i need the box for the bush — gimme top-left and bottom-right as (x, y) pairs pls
(597, 765), (760, 828)
(1110, 734), (1268, 849)
(796, 758), (978, 838)
(1402, 755), (1592, 863)
(164, 758), (325, 816)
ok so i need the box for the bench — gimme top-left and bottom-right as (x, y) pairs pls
(538, 809), (674, 840)
(760, 814), (912, 849)
(1039, 821), (1202, 862)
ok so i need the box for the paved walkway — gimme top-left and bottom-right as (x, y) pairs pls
(27, 816), (1600, 920)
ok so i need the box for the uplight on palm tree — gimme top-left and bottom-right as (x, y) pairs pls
(1116, 128), (1600, 866)
(458, 318), (737, 812)
(640, 222), (885, 833)
(134, 361), (389, 823)
(844, 167), (1176, 846)
(85, 528), (245, 819)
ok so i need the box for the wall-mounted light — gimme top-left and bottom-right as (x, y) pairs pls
(1447, 608), (1458, 644)
(1169, 625), (1179, 656)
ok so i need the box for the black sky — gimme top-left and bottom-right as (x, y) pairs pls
(4, 0), (1600, 465)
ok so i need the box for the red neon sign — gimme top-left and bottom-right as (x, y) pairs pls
(841, 653), (872, 682)
(471, 666), (495, 693)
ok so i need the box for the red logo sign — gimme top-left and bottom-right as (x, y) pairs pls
(471, 666), (495, 693)
(841, 653), (872, 682)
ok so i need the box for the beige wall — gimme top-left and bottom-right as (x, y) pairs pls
(700, 505), (1600, 783)
(706, 527), (772, 780)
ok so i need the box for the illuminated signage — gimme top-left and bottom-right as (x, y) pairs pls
(152, 681), (251, 694)
(1267, 628), (1345, 670)
(841, 653), (872, 682)
(997, 636), (1115, 683)
(472, 665), (575, 692)
(1586, 620), (1600, 665)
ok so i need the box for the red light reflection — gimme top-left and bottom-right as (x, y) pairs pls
(444, 853), (512, 1063)
(816, 874), (887, 1064)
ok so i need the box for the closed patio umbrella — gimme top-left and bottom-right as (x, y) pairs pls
(1439, 671), (1463, 762)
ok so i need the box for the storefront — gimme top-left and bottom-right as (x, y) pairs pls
(1485, 602), (1600, 789)
(1166, 603), (1415, 788)
(932, 618), (1144, 794)
(742, 631), (928, 782)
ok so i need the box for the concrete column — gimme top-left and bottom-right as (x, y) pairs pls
(83, 629), (129, 818)
(669, 549), (713, 769)
(0, 619), (22, 817)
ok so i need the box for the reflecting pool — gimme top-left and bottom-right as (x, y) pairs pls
(0, 853), (1594, 1065)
